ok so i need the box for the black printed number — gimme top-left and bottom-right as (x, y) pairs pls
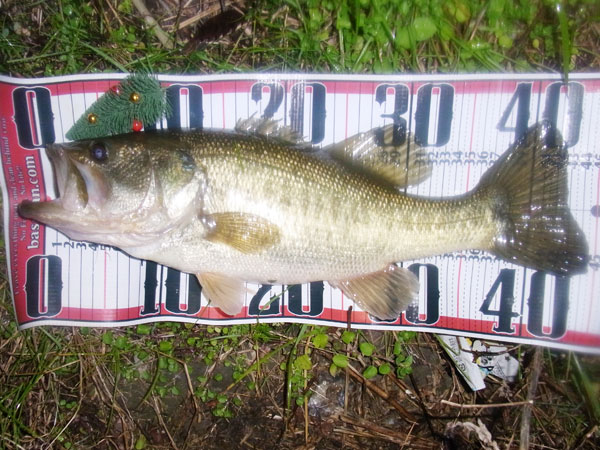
(248, 285), (281, 316)
(141, 263), (202, 315)
(499, 82), (584, 145)
(163, 85), (204, 130)
(164, 269), (201, 315)
(375, 84), (410, 145)
(25, 255), (62, 317)
(289, 82), (327, 144)
(251, 82), (284, 119)
(542, 82), (584, 146)
(498, 83), (532, 141)
(526, 272), (569, 339)
(414, 84), (454, 146)
(287, 282), (324, 316)
(12, 87), (56, 149)
(404, 263), (440, 325)
(479, 269), (519, 334)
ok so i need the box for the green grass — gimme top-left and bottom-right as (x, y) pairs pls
(1, 0), (599, 448)
(0, 0), (598, 76)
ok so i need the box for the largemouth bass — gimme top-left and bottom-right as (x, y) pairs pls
(18, 120), (588, 319)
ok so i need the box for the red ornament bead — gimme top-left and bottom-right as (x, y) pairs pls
(132, 119), (143, 132)
(110, 85), (121, 95)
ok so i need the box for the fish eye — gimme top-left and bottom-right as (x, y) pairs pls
(90, 142), (108, 162)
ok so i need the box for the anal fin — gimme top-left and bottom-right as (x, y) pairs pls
(197, 273), (249, 316)
(330, 265), (419, 320)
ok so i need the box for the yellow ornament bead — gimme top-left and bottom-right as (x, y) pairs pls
(129, 92), (141, 103)
(87, 113), (98, 124)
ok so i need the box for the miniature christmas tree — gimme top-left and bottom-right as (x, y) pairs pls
(66, 73), (170, 140)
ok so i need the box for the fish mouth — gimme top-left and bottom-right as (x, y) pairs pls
(49, 143), (90, 211)
(18, 143), (94, 224)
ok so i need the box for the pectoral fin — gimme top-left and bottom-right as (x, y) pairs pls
(327, 125), (432, 188)
(197, 273), (248, 316)
(205, 212), (281, 254)
(330, 265), (419, 320)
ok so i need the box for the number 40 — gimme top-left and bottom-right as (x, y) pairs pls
(480, 269), (570, 338)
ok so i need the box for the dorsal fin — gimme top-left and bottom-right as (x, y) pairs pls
(326, 125), (432, 188)
(235, 116), (306, 146)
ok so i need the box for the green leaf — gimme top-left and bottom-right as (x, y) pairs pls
(487, 0), (506, 20)
(401, 355), (413, 367)
(498, 34), (513, 49)
(394, 27), (412, 50)
(158, 341), (173, 352)
(294, 354), (313, 371)
(336, 8), (351, 30)
(396, 365), (413, 378)
(378, 363), (391, 375)
(102, 331), (114, 346)
(114, 336), (128, 349)
(312, 333), (329, 349)
(137, 324), (151, 335)
(341, 331), (356, 344)
(167, 360), (178, 373)
(118, 0), (133, 14)
(363, 365), (378, 379)
(329, 363), (339, 377)
(134, 435), (147, 450)
(332, 354), (349, 368)
(359, 342), (375, 357)
(399, 331), (416, 341)
(413, 17), (437, 41)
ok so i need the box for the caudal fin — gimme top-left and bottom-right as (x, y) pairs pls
(478, 121), (588, 276)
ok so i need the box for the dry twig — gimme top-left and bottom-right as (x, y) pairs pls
(520, 347), (543, 450)
(441, 399), (534, 409)
(132, 0), (175, 49)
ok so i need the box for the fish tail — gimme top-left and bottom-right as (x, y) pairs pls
(478, 121), (588, 275)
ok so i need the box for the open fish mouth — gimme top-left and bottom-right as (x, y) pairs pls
(48, 143), (90, 211)
(18, 143), (92, 224)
